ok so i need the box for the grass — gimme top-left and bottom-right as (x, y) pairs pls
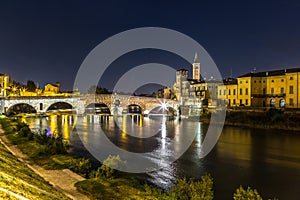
(5, 130), (81, 170)
(0, 142), (69, 199)
(0, 117), (88, 173)
(75, 177), (146, 200)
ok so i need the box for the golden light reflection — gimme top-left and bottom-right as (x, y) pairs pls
(217, 129), (252, 161)
(82, 115), (89, 143)
(62, 115), (69, 141)
(139, 115), (143, 127)
(121, 115), (127, 140)
(49, 115), (57, 137)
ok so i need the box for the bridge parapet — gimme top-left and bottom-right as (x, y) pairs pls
(0, 95), (181, 115)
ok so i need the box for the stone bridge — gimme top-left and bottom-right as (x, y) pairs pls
(0, 94), (180, 115)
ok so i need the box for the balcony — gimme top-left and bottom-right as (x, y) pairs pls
(252, 93), (286, 98)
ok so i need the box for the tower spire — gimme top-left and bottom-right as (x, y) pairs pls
(194, 52), (199, 63)
(192, 52), (201, 81)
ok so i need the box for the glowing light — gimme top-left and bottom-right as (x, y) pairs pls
(161, 102), (167, 110)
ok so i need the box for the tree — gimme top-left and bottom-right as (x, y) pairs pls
(169, 174), (214, 200)
(233, 186), (263, 200)
(87, 85), (111, 94)
(26, 80), (37, 92)
(96, 155), (127, 179)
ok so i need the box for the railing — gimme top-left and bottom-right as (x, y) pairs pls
(251, 93), (286, 98)
(0, 94), (178, 104)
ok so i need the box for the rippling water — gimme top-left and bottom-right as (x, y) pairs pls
(22, 113), (300, 199)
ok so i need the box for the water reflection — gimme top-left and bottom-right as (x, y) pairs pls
(20, 113), (300, 199)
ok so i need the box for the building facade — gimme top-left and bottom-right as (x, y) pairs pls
(192, 52), (201, 81)
(0, 74), (10, 97)
(43, 82), (60, 96)
(218, 68), (300, 108)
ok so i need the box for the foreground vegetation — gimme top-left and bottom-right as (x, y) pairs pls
(0, 117), (94, 175)
(0, 139), (69, 199)
(0, 117), (277, 199)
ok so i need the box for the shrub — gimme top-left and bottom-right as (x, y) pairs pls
(16, 121), (28, 132)
(169, 174), (214, 200)
(233, 186), (263, 200)
(96, 155), (127, 179)
(18, 126), (31, 138)
(45, 136), (67, 155)
(70, 158), (92, 178)
(34, 129), (50, 145)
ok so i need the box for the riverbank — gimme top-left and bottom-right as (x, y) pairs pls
(0, 126), (89, 199)
(0, 131), (71, 199)
(0, 116), (276, 200)
(200, 108), (300, 131)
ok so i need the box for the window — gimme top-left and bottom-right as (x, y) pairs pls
(219, 90), (222, 95)
(259, 81), (261, 83)
(254, 80), (256, 83)
(281, 79), (284, 82)
(224, 89), (226, 95)
(281, 88), (284, 94)
(271, 88), (274, 95)
(263, 80), (265, 83)
(289, 85), (294, 94)
(240, 88), (242, 95)
(246, 80), (248, 83)
(240, 99), (243, 105)
(228, 89), (231, 95)
(271, 80), (274, 83)
(290, 77), (293, 80)
(233, 99), (236, 105)
(246, 99), (248, 105)
(263, 88), (266, 95)
(233, 89), (236, 95)
(240, 81), (242, 84)
(245, 88), (248, 95)
(289, 98), (294, 106)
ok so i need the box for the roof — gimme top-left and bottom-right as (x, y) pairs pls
(194, 52), (199, 63)
(223, 78), (237, 85)
(177, 68), (188, 72)
(238, 67), (300, 78)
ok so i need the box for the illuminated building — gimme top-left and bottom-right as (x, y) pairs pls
(43, 82), (60, 96)
(192, 52), (201, 81)
(219, 68), (300, 108)
(0, 74), (10, 97)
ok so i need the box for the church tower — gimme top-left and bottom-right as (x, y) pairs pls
(192, 52), (201, 81)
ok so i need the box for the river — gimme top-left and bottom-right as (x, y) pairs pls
(22, 113), (300, 199)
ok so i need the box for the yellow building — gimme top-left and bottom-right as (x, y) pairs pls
(0, 74), (10, 96)
(218, 78), (238, 106)
(190, 80), (221, 106)
(43, 82), (60, 96)
(220, 68), (300, 108)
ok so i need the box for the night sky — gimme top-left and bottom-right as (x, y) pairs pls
(1, 0), (300, 92)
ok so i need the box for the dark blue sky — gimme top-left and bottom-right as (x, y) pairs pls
(1, 0), (300, 92)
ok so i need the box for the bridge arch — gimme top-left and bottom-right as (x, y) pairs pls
(148, 105), (178, 116)
(125, 104), (143, 114)
(85, 102), (111, 114)
(6, 103), (37, 115)
(46, 101), (74, 112)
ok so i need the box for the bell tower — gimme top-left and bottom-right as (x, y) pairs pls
(192, 52), (201, 81)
